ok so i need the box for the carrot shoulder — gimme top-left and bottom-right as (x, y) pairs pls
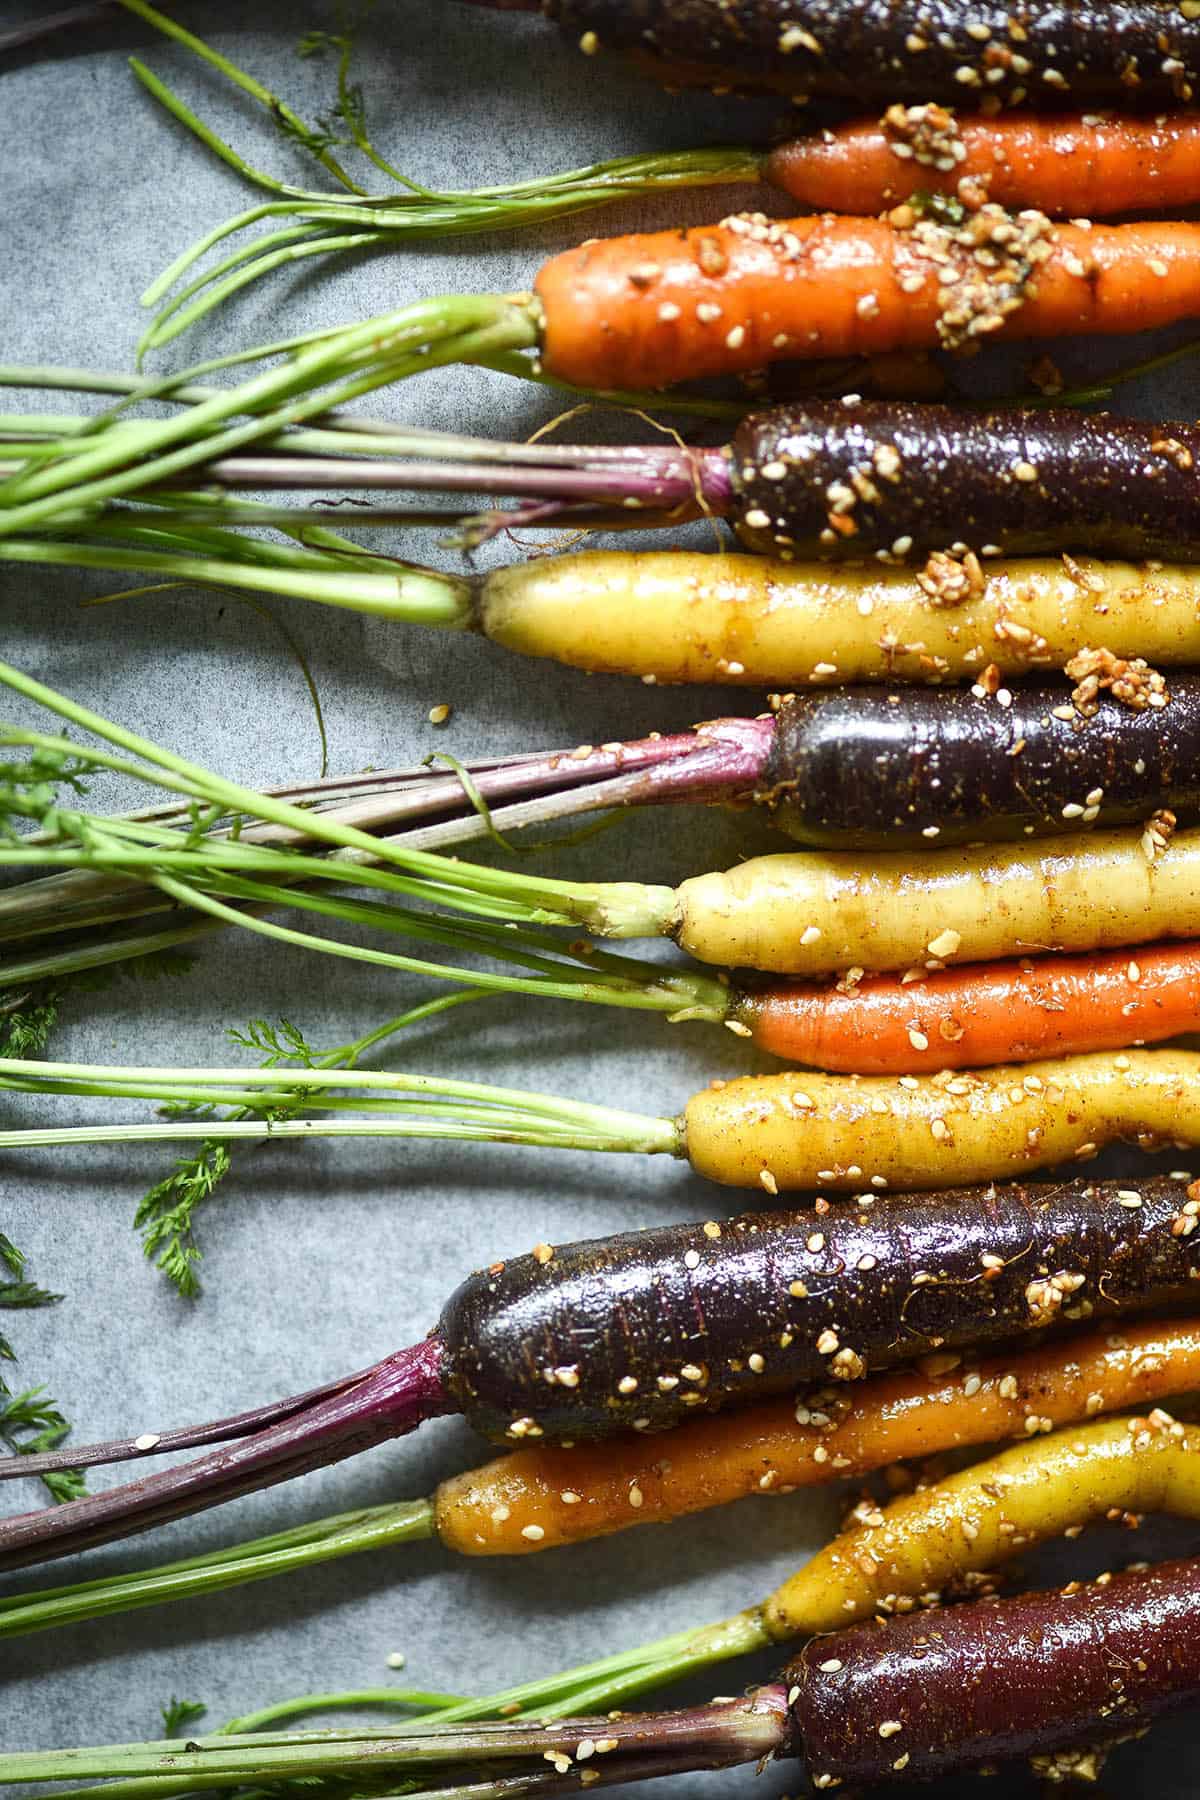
(535, 215), (1200, 390)
(766, 113), (1200, 218)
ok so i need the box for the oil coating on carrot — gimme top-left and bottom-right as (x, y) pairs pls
(739, 941), (1200, 1073)
(765, 113), (1200, 219)
(478, 550), (1200, 687)
(434, 1319), (1200, 1557)
(682, 1048), (1200, 1190)
(772, 1409), (1200, 1638)
(534, 216), (1200, 391)
(673, 831), (1200, 978)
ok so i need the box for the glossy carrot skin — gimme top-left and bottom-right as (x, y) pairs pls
(547, 0), (1200, 108)
(435, 1318), (1200, 1556)
(741, 940), (1200, 1073)
(786, 1556), (1200, 1785)
(766, 113), (1200, 217)
(535, 217), (1200, 390)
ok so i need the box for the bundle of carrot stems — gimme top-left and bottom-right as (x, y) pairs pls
(14, 2), (1200, 1794)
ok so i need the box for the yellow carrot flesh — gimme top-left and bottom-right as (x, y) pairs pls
(768, 1410), (1200, 1638)
(478, 550), (1200, 686)
(682, 1048), (1200, 1190)
(673, 831), (1200, 976)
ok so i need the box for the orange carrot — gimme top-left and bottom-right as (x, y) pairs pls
(739, 940), (1200, 1075)
(766, 112), (1200, 219)
(436, 1317), (1200, 1556)
(535, 214), (1200, 391)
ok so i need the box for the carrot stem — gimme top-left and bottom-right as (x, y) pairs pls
(0, 1500), (436, 1638)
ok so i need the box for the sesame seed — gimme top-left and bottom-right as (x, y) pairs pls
(744, 507), (771, 530)
(725, 325), (747, 350)
(684, 1249), (701, 1270)
(878, 1721), (903, 1739)
(748, 1352), (766, 1373)
(628, 1485), (644, 1509)
(578, 30), (599, 52)
(427, 703), (452, 726)
(800, 925), (822, 946)
(134, 1433), (161, 1452)
(657, 301), (681, 323)
(618, 1375), (639, 1394)
(522, 1524), (545, 1541)
(819, 1658), (843, 1672)
(561, 1490), (582, 1505)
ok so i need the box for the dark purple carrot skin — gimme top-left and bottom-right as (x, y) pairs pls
(760, 680), (1200, 849)
(786, 1556), (1200, 1785)
(543, 0), (1200, 105)
(730, 402), (1200, 562)
(8, 1174), (1197, 1570)
(436, 1175), (1200, 1444)
(0, 1339), (448, 1574)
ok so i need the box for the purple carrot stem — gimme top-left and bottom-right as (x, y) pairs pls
(393, 716), (777, 849)
(0, 3), (115, 53)
(0, 1359), (390, 1483)
(197, 447), (734, 513)
(0, 1337), (449, 1573)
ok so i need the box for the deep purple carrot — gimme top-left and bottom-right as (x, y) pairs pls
(459, 0), (1200, 108)
(3, 1173), (1200, 1573)
(6, 1557), (1200, 1792)
(151, 402), (1200, 562)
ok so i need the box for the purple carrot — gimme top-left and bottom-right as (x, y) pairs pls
(9, 1558), (1200, 1792)
(160, 400), (1200, 561)
(4, 1174), (1200, 1573)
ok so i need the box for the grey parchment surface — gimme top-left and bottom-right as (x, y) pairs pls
(4, 7), (1200, 1794)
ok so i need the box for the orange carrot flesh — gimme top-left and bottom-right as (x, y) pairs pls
(433, 1319), (1200, 1557)
(535, 215), (1200, 390)
(766, 113), (1200, 219)
(738, 940), (1200, 1075)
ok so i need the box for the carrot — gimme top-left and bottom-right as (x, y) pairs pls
(6, 1171), (1198, 1571)
(767, 110), (1200, 218)
(741, 940), (1200, 1073)
(476, 550), (1200, 687)
(671, 829), (1200, 978)
(683, 1046), (1200, 1190)
(777, 1408), (1200, 1637)
(535, 214), (1200, 391)
(437, 1316), (1200, 1556)
(26, 1557), (1200, 1793)
(7, 1316), (1196, 1640)
(11, 1042), (1200, 1192)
